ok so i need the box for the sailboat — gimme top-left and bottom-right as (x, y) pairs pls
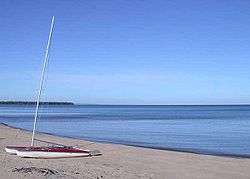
(5, 16), (101, 158)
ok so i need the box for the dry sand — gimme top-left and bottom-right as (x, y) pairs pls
(1, 123), (250, 179)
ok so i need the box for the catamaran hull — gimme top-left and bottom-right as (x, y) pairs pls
(16, 151), (91, 159)
(5, 146), (48, 155)
(5, 147), (19, 155)
(5, 146), (30, 155)
(6, 145), (101, 158)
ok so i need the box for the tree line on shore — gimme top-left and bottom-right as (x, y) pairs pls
(0, 101), (74, 105)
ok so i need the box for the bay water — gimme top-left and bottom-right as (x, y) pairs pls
(1, 105), (250, 157)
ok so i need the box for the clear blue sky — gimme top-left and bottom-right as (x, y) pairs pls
(1, 0), (250, 104)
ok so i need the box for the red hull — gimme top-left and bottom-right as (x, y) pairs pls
(6, 146), (89, 153)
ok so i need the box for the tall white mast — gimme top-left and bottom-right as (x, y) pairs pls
(31, 16), (55, 146)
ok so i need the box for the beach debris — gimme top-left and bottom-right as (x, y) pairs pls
(12, 167), (59, 176)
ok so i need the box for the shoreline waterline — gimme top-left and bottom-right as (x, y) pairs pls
(1, 122), (249, 159)
(1, 122), (250, 178)
(1, 105), (250, 157)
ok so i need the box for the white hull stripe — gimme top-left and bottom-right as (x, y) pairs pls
(16, 151), (90, 158)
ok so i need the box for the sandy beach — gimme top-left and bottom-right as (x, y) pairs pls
(0, 123), (250, 179)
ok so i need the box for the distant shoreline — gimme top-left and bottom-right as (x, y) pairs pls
(0, 101), (74, 105)
(0, 101), (250, 106)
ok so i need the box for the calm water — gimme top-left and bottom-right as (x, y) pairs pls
(1, 105), (250, 157)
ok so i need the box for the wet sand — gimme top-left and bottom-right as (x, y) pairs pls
(1, 123), (250, 179)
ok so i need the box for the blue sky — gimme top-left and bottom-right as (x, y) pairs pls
(1, 0), (250, 104)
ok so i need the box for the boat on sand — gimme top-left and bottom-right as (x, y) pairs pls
(16, 146), (100, 159)
(5, 145), (101, 158)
